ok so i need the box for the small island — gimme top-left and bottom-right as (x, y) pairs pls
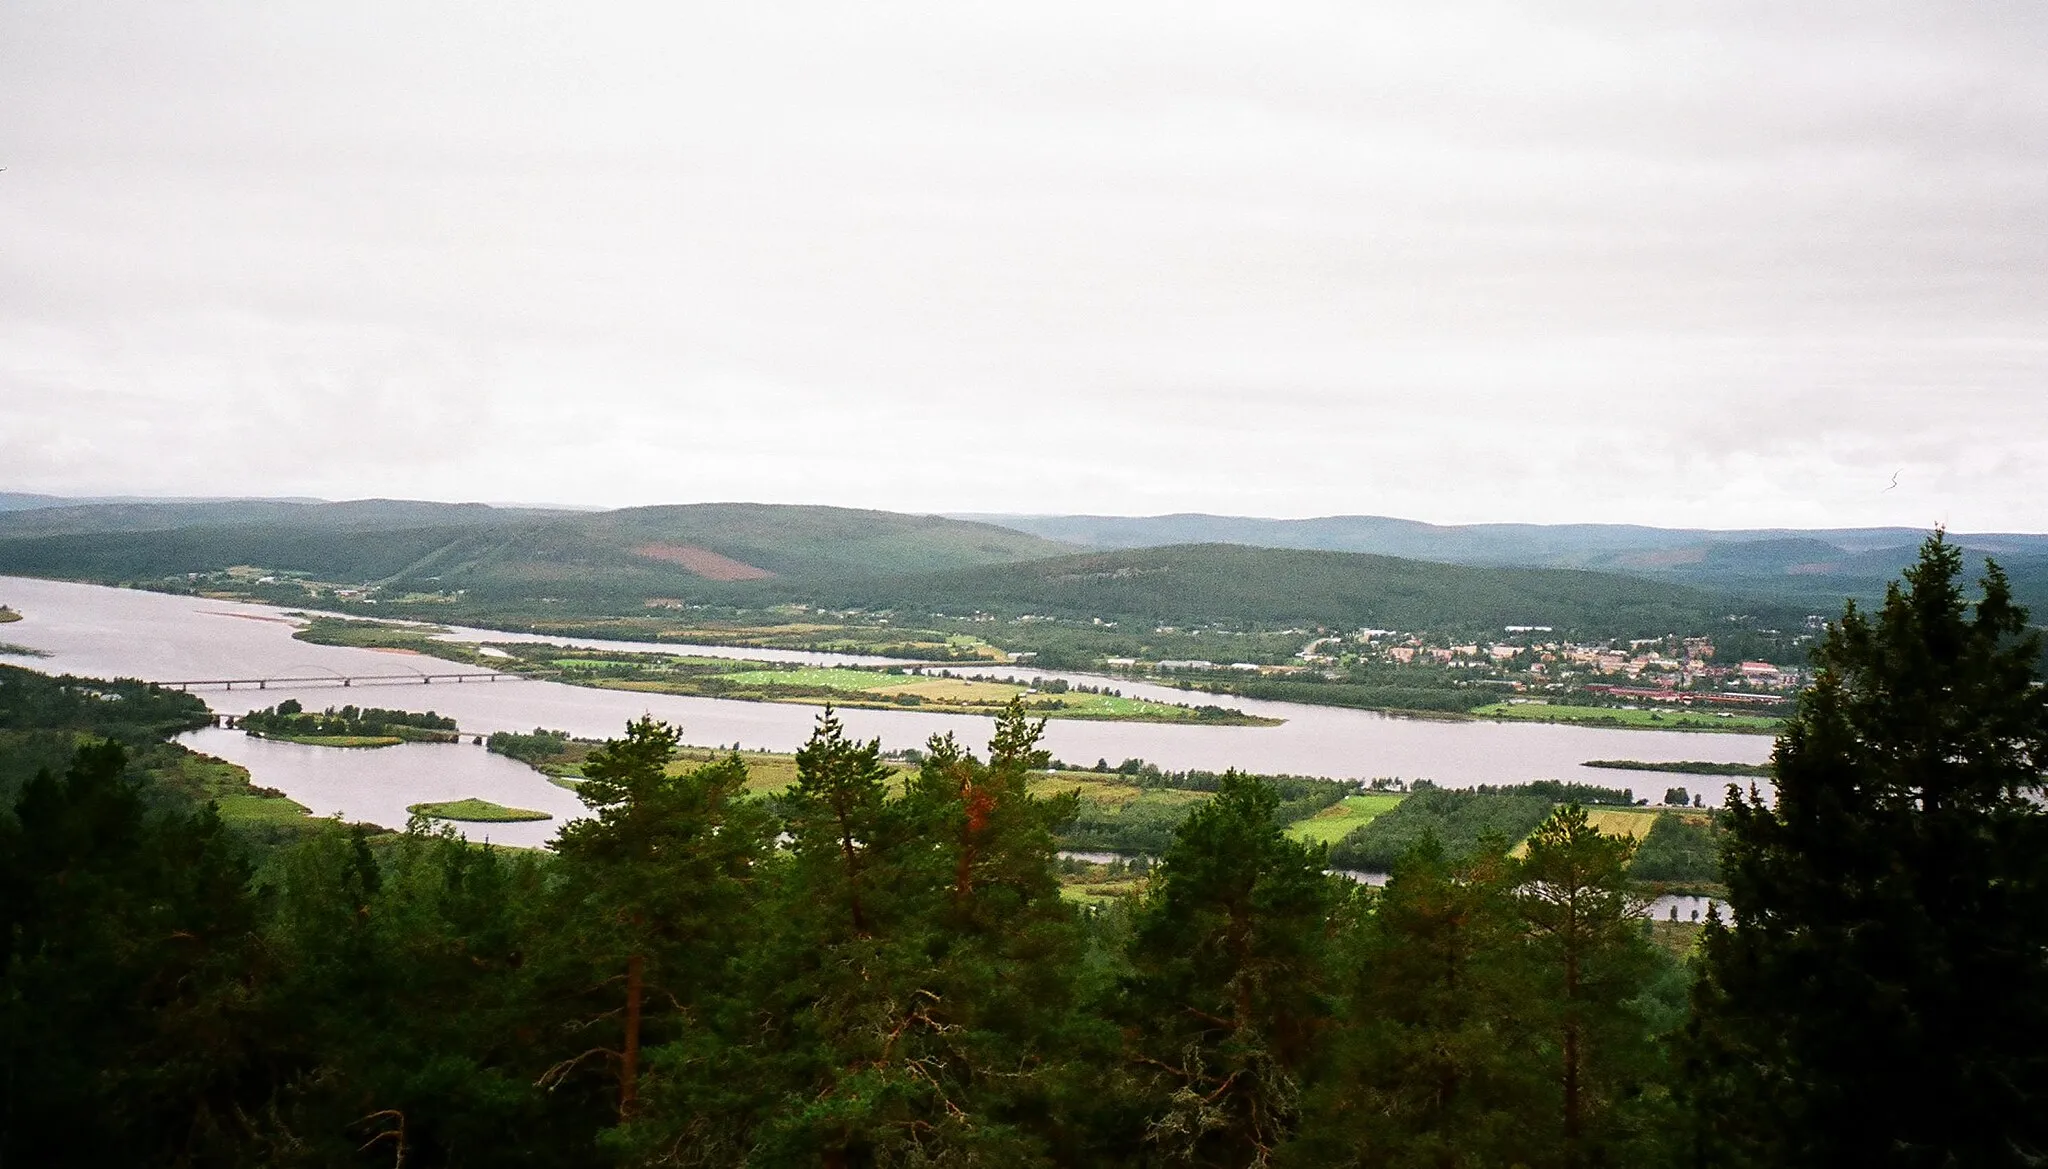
(0, 604), (20, 623)
(239, 699), (460, 747)
(408, 797), (553, 823)
(1584, 759), (1773, 777)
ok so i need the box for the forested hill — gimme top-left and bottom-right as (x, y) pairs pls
(0, 500), (1078, 602)
(964, 512), (2048, 611)
(782, 543), (1749, 636)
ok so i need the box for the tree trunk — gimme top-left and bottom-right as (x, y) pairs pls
(1563, 939), (1581, 1164)
(621, 952), (644, 1119)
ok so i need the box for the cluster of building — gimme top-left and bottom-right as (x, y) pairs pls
(1326, 628), (1806, 702)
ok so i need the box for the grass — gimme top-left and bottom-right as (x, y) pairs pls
(1647, 920), (1703, 958)
(251, 732), (404, 748)
(148, 748), (315, 830)
(1060, 873), (1148, 906)
(1286, 793), (1407, 845)
(1028, 771), (1150, 806)
(408, 797), (552, 823)
(1473, 702), (1782, 733)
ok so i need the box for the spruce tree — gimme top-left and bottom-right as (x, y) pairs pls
(1688, 533), (2048, 1166)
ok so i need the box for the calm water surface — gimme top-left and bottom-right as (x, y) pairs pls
(0, 575), (1775, 840)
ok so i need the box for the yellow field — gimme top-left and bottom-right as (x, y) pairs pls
(663, 746), (913, 795)
(1584, 807), (1663, 841)
(868, 677), (1026, 703)
(1510, 806), (1663, 857)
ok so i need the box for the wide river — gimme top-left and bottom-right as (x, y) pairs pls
(0, 575), (1773, 846)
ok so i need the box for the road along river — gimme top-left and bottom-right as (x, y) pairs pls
(0, 576), (1774, 841)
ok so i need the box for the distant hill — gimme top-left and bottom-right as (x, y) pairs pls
(0, 500), (1076, 602)
(0, 497), (554, 537)
(959, 513), (2048, 610)
(1, 495), (2036, 636)
(788, 543), (1750, 637)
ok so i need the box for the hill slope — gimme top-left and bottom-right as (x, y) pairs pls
(789, 543), (1750, 636)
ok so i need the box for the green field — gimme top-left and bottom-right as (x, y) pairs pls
(251, 731), (403, 748)
(408, 797), (552, 823)
(150, 749), (313, 830)
(1473, 702), (1782, 733)
(1285, 793), (1407, 845)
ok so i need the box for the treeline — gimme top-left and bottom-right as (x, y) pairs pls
(486, 726), (574, 764)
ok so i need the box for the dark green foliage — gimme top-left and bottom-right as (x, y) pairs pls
(1687, 533), (2048, 1166)
(486, 725), (574, 764)
(0, 662), (210, 738)
(1517, 806), (1669, 1164)
(1328, 786), (1557, 872)
(1629, 814), (1722, 884)
(1584, 759), (1772, 778)
(804, 544), (1740, 638)
(0, 740), (263, 1167)
(1475, 780), (1638, 806)
(241, 701), (458, 738)
(1123, 772), (1341, 1165)
(539, 717), (777, 1137)
(1293, 836), (1543, 1168)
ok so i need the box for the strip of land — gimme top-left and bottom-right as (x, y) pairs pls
(1584, 758), (1773, 777)
(295, 618), (1277, 725)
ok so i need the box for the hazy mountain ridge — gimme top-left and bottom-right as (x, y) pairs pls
(0, 496), (2039, 633)
(958, 512), (2048, 608)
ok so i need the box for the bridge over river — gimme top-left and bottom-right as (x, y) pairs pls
(162, 670), (521, 692)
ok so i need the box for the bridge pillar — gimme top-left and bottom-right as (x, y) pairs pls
(343, 678), (351, 687)
(258, 680), (266, 689)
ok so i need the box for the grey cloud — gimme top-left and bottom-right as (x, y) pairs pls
(1, 1), (2043, 527)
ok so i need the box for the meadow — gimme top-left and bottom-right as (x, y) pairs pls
(1284, 792), (1407, 845)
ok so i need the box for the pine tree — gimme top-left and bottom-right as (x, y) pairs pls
(1125, 771), (1339, 1167)
(1292, 832), (1527, 1169)
(539, 717), (775, 1125)
(1516, 805), (1665, 1167)
(1688, 533), (2048, 1166)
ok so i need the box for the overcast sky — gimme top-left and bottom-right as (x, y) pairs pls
(3, 2), (2045, 529)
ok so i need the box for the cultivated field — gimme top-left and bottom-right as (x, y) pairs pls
(1286, 793), (1407, 845)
